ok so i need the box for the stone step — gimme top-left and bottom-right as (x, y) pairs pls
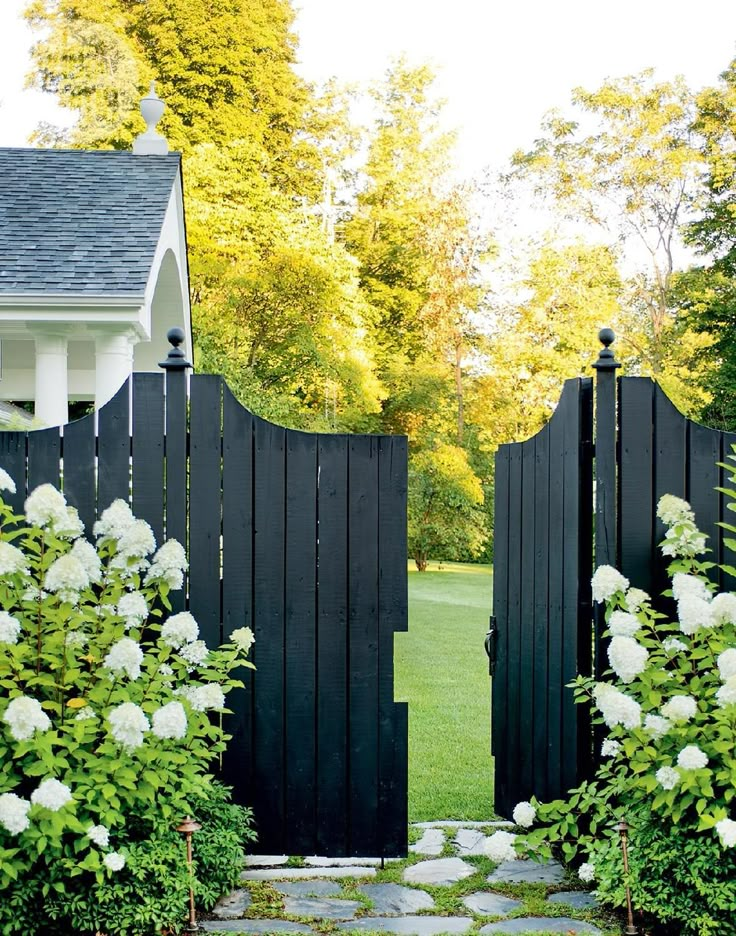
(201, 921), (313, 934)
(336, 916), (474, 934)
(282, 897), (361, 920)
(242, 866), (377, 881)
(479, 919), (601, 934)
(402, 858), (476, 886)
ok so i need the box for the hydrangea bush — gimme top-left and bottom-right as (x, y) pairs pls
(0, 470), (256, 935)
(484, 479), (736, 934)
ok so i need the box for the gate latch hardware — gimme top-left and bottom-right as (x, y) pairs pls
(484, 616), (497, 676)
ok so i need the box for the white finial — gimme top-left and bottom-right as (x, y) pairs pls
(133, 81), (169, 155)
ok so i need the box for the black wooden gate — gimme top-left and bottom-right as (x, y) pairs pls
(0, 352), (408, 858)
(492, 331), (736, 818)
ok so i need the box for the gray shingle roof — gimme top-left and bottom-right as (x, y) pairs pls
(0, 148), (181, 296)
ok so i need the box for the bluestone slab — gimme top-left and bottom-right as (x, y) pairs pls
(273, 881), (343, 898)
(453, 829), (488, 856)
(403, 858), (476, 886)
(212, 888), (253, 919)
(357, 883), (435, 914)
(336, 917), (474, 935)
(201, 921), (313, 934)
(304, 856), (383, 867)
(547, 890), (599, 909)
(242, 867), (377, 881)
(479, 919), (601, 934)
(410, 829), (445, 856)
(486, 859), (565, 884)
(282, 897), (361, 920)
(462, 892), (522, 916)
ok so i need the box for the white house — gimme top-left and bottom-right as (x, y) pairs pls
(0, 85), (191, 427)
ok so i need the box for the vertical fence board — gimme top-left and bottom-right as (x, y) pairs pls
(688, 421), (721, 574)
(0, 433), (26, 513)
(252, 418), (286, 853)
(316, 436), (349, 855)
(518, 438), (536, 798)
(62, 414), (96, 534)
(619, 379), (654, 589)
(576, 379), (594, 781)
(189, 376), (223, 649)
(284, 431), (318, 855)
(504, 443), (523, 814)
(131, 374), (165, 547)
(546, 397), (565, 798)
(221, 387), (254, 804)
(97, 380), (130, 509)
(348, 436), (380, 856)
(561, 382), (582, 792)
(653, 387), (687, 599)
(164, 370), (188, 613)
(532, 426), (550, 800)
(378, 435), (408, 857)
(28, 427), (60, 491)
(721, 432), (736, 593)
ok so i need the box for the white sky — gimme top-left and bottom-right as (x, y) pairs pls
(1, 0), (735, 176)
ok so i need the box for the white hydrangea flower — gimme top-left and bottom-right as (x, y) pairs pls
(711, 593), (736, 628)
(108, 702), (149, 751)
(672, 573), (711, 603)
(717, 649), (736, 682)
(677, 745), (708, 770)
(0, 792), (30, 834)
(644, 714), (671, 739)
(146, 539), (188, 590)
(31, 778), (73, 811)
(114, 519), (156, 559)
(591, 565), (629, 604)
(717, 676), (736, 707)
(662, 637), (687, 654)
(657, 494), (695, 526)
(656, 766), (680, 790)
(25, 484), (68, 529)
(677, 593), (714, 635)
(159, 663), (174, 678)
(117, 591), (148, 629)
(578, 862), (595, 883)
(152, 701), (188, 740)
(601, 738), (621, 757)
(608, 610), (641, 638)
(44, 554), (90, 603)
(53, 506), (84, 540)
(661, 695), (698, 724)
(593, 683), (641, 729)
(3, 695), (51, 740)
(512, 801), (536, 828)
(230, 626), (255, 653)
(161, 612), (199, 649)
(103, 852), (126, 871)
(179, 639), (208, 668)
(65, 630), (88, 649)
(716, 818), (736, 848)
(608, 635), (648, 684)
(662, 526), (707, 558)
(93, 500), (135, 540)
(70, 539), (102, 583)
(184, 683), (226, 712)
(88, 824), (110, 848)
(625, 588), (650, 613)
(484, 829), (518, 862)
(0, 468), (17, 494)
(75, 707), (97, 722)
(0, 541), (28, 576)
(0, 611), (21, 645)
(103, 638), (144, 681)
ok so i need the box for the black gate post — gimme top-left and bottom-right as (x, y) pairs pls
(591, 328), (620, 681)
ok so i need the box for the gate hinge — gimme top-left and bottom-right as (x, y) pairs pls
(484, 616), (497, 677)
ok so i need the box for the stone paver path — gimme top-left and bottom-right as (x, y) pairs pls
(205, 822), (604, 935)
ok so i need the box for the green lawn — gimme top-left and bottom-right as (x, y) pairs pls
(395, 560), (495, 822)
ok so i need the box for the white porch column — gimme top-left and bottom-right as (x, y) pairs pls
(34, 334), (68, 427)
(95, 333), (135, 410)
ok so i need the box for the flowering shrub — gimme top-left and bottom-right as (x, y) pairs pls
(0, 469), (256, 935)
(484, 480), (736, 934)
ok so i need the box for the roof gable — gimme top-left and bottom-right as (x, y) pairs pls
(0, 148), (181, 296)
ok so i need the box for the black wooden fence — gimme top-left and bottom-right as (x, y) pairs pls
(492, 331), (736, 818)
(0, 351), (408, 858)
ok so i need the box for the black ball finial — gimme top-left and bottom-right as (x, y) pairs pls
(592, 326), (621, 372)
(159, 326), (192, 370)
(598, 327), (616, 349)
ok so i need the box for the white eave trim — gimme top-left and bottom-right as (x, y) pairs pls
(0, 294), (145, 308)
